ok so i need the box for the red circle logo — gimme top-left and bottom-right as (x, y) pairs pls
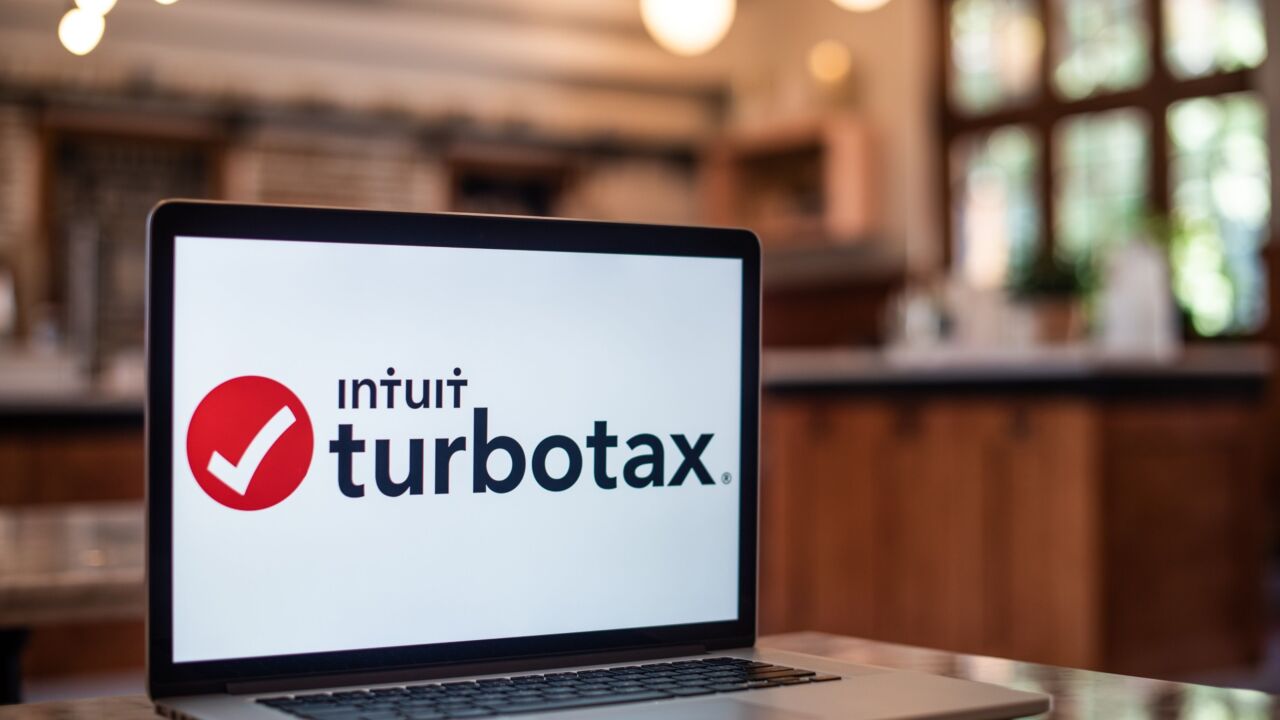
(186, 376), (314, 511)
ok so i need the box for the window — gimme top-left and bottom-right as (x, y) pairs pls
(1168, 92), (1270, 334)
(1054, 108), (1150, 261)
(941, 0), (1270, 336)
(1164, 0), (1267, 79)
(949, 0), (1044, 115)
(1052, 0), (1150, 99)
(951, 126), (1042, 289)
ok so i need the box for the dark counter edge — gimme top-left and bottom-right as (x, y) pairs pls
(0, 396), (144, 429)
(763, 347), (1273, 399)
(765, 373), (1269, 399)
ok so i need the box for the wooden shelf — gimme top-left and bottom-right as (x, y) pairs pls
(702, 114), (875, 249)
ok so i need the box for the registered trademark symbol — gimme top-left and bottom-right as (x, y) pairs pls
(721, 472), (732, 484)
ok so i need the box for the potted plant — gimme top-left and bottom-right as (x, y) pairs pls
(1006, 249), (1091, 344)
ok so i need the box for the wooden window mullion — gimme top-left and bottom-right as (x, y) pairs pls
(937, 0), (957, 268)
(1146, 0), (1170, 215)
(1035, 0), (1056, 257)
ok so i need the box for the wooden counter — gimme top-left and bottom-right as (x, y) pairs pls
(0, 396), (142, 507)
(0, 403), (144, 683)
(759, 346), (1271, 678)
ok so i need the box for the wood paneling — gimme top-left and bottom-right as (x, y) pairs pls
(760, 399), (891, 638)
(23, 621), (145, 679)
(762, 280), (898, 347)
(0, 427), (142, 506)
(983, 401), (1100, 668)
(760, 393), (1262, 675)
(1101, 402), (1265, 676)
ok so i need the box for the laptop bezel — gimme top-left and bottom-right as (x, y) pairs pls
(145, 200), (761, 698)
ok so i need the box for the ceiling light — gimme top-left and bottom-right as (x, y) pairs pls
(58, 8), (105, 56)
(74, 0), (117, 14)
(809, 40), (852, 84)
(832, 0), (891, 12)
(155, 0), (180, 5)
(640, 0), (735, 57)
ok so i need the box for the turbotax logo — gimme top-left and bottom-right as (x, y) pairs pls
(186, 367), (721, 510)
(186, 376), (315, 511)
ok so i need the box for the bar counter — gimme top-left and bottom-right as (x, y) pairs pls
(764, 344), (1270, 392)
(758, 345), (1271, 679)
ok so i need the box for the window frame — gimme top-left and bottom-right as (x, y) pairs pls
(937, 0), (1266, 311)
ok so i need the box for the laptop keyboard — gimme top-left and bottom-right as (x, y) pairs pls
(258, 657), (840, 719)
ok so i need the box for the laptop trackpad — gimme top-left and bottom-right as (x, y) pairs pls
(606, 699), (818, 720)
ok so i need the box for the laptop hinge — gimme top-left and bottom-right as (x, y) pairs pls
(225, 644), (709, 696)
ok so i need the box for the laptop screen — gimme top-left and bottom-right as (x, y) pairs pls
(169, 234), (744, 664)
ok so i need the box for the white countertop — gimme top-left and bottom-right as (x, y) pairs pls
(764, 344), (1272, 388)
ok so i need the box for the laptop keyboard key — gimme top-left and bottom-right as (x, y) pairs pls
(487, 690), (669, 714)
(668, 687), (714, 697)
(750, 669), (816, 681)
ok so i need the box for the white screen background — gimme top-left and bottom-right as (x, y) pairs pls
(171, 235), (743, 662)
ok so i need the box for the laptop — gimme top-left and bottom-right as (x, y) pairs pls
(146, 200), (1050, 720)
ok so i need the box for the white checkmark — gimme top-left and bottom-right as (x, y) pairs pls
(207, 405), (297, 496)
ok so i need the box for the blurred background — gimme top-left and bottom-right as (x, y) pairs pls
(0, 0), (1277, 704)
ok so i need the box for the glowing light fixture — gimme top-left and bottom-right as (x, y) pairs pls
(809, 39), (852, 84)
(155, 0), (180, 5)
(640, 0), (735, 57)
(832, 0), (891, 11)
(59, 8), (105, 56)
(74, 0), (117, 14)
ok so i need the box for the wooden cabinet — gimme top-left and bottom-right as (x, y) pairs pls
(760, 393), (1263, 676)
(0, 418), (143, 506)
(1100, 403), (1266, 675)
(0, 413), (144, 679)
